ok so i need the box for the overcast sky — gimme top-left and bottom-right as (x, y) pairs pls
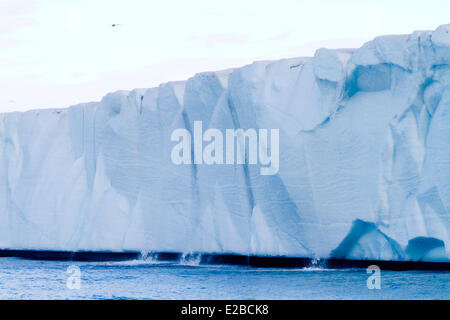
(1, 0), (449, 112)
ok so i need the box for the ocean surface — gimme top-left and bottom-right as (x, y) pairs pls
(0, 257), (448, 299)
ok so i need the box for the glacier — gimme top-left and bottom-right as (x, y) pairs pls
(1, 25), (450, 263)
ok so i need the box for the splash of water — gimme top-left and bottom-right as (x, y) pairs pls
(179, 252), (202, 266)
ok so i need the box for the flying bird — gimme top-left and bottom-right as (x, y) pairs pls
(111, 24), (122, 28)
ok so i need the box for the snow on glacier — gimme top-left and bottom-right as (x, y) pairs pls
(1, 25), (450, 262)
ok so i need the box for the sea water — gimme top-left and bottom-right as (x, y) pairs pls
(0, 258), (448, 299)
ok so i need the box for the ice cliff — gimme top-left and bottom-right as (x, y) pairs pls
(1, 25), (450, 262)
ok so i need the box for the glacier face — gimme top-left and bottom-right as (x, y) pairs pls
(1, 25), (450, 262)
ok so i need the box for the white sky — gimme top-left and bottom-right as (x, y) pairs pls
(1, 0), (449, 112)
